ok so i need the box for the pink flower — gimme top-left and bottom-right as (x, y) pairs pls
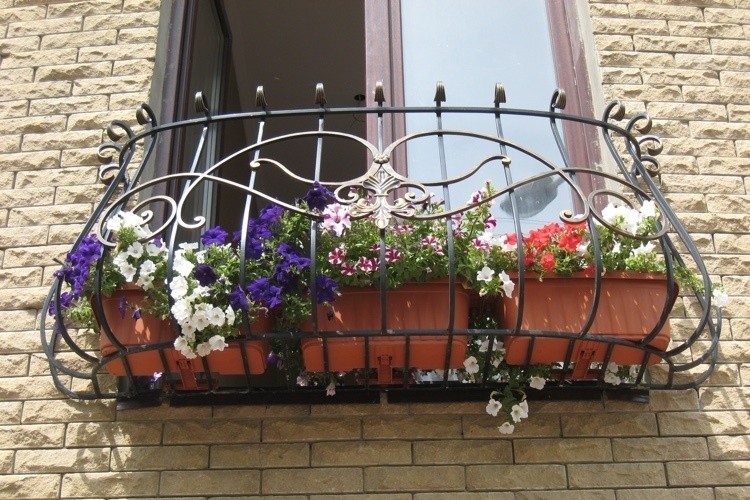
(472, 238), (490, 252)
(369, 243), (380, 253)
(340, 262), (356, 276)
(385, 247), (401, 263)
(421, 235), (445, 256)
(484, 215), (497, 229)
(470, 189), (487, 203)
(357, 257), (378, 273)
(326, 380), (336, 396)
(394, 224), (414, 234)
(328, 247), (346, 265)
(321, 203), (351, 236)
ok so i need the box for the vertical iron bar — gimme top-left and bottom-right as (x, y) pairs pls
(238, 86), (268, 386)
(312, 83), (326, 374)
(432, 82), (456, 388)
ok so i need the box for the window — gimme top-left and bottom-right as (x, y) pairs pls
(155, 0), (597, 232)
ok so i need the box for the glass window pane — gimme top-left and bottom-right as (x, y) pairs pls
(400, 0), (574, 232)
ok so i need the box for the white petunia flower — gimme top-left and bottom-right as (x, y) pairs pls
(139, 259), (156, 277)
(173, 254), (195, 277)
(529, 376), (546, 390)
(640, 200), (657, 218)
(518, 400), (528, 415)
(180, 322), (196, 339)
(604, 371), (621, 385)
(146, 240), (166, 257)
(631, 242), (656, 256)
(485, 398), (502, 417)
(208, 335), (227, 352)
(108, 211), (149, 238)
(178, 242), (199, 251)
(499, 271), (515, 298)
(120, 210), (146, 228)
(463, 356), (480, 374)
(137, 260), (156, 289)
(195, 341), (212, 357)
(118, 262), (137, 282)
(191, 304), (211, 331)
(189, 285), (210, 301)
(510, 403), (528, 423)
(296, 373), (310, 387)
(224, 306), (236, 326)
(498, 422), (515, 434)
(126, 241), (144, 259)
(713, 288), (729, 308)
(604, 362), (622, 385)
(576, 240), (589, 257)
(479, 338), (489, 353)
(113, 251), (129, 269)
(171, 299), (192, 323)
(170, 276), (190, 300)
(195, 250), (206, 264)
(136, 273), (154, 290)
(105, 214), (123, 232)
(476, 265), (495, 283)
(174, 336), (189, 351)
(207, 306), (225, 327)
(174, 336), (196, 359)
(477, 231), (494, 245)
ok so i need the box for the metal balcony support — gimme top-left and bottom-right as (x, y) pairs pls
(40, 82), (721, 405)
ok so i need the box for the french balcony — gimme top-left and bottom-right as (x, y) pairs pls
(41, 83), (721, 407)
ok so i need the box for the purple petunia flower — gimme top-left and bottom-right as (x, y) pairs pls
(248, 277), (284, 309)
(201, 226), (228, 246)
(194, 263), (219, 286)
(234, 218), (274, 259)
(302, 181), (335, 211)
(315, 274), (338, 304)
(228, 286), (249, 312)
(258, 203), (284, 226)
(266, 351), (278, 364)
(277, 243), (311, 270)
(49, 234), (104, 315)
(118, 296), (128, 319)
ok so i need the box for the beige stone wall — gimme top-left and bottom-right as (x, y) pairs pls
(0, 0), (747, 497)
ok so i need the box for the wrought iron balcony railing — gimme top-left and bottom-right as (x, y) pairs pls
(41, 83), (721, 406)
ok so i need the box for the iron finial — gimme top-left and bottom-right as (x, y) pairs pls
(194, 91), (210, 115)
(552, 88), (566, 110)
(494, 83), (506, 105)
(255, 86), (268, 109)
(315, 83), (327, 106)
(374, 81), (385, 105)
(434, 81), (446, 104)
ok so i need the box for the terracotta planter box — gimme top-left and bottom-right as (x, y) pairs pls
(96, 286), (270, 379)
(501, 271), (677, 374)
(301, 281), (469, 383)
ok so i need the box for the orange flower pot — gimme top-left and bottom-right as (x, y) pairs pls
(501, 271), (678, 375)
(301, 281), (469, 383)
(97, 285), (270, 379)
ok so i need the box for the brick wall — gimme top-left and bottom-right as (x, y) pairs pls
(0, 0), (748, 497)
